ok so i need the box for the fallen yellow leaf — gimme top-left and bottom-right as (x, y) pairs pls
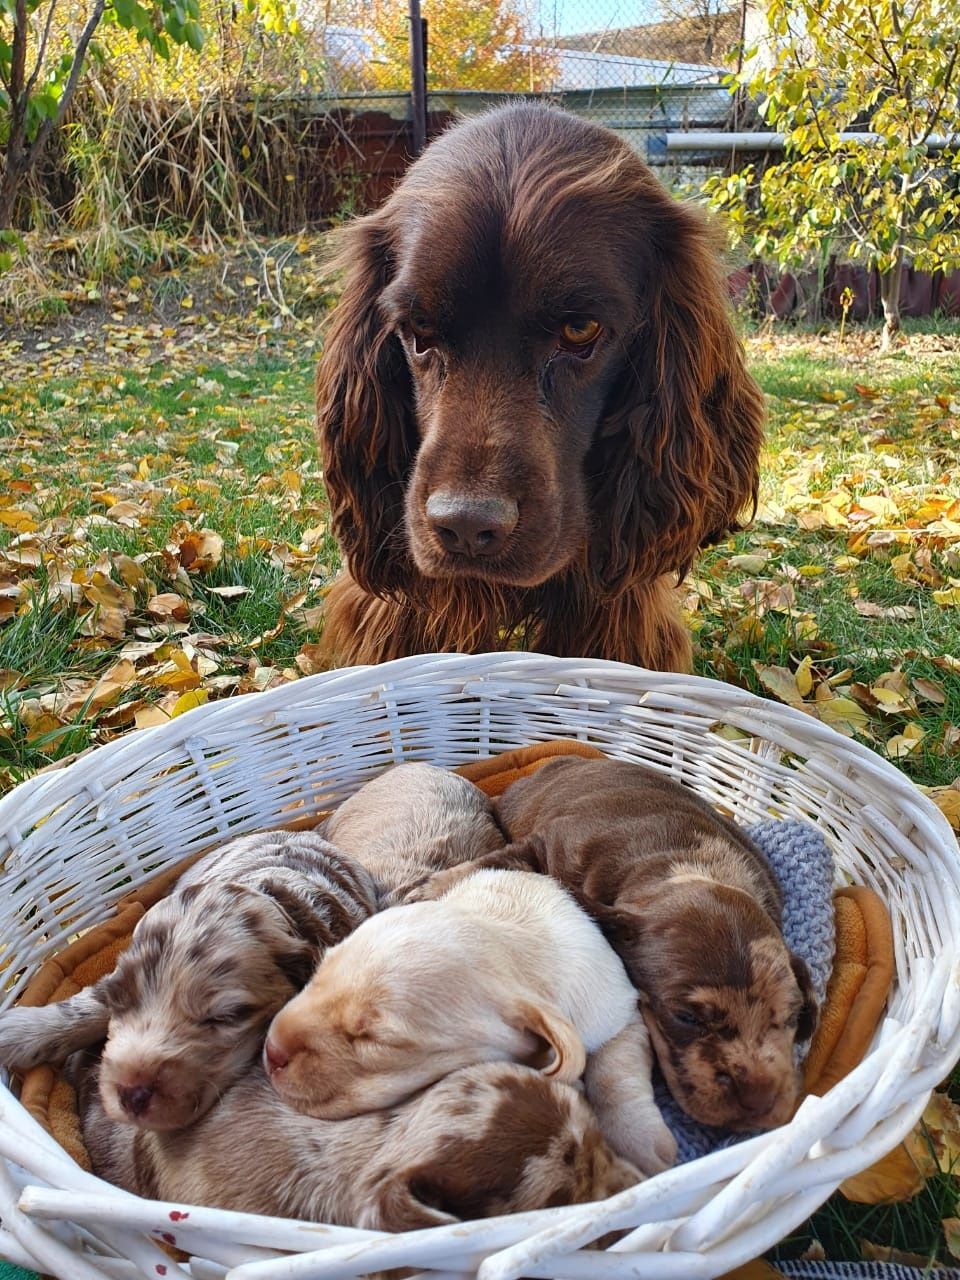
(171, 689), (209, 718)
(886, 725), (926, 759)
(925, 783), (960, 831)
(754, 663), (806, 708)
(795, 655), (814, 697)
(728, 553), (769, 572)
(841, 1134), (934, 1203)
(818, 696), (871, 736)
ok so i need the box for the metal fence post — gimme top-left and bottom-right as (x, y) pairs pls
(409, 0), (427, 156)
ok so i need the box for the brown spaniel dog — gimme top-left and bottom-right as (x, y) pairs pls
(316, 103), (764, 671)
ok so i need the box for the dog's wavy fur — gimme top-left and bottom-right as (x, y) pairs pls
(316, 104), (765, 670)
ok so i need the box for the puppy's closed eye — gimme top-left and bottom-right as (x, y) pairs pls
(670, 1009), (703, 1032)
(201, 1003), (259, 1028)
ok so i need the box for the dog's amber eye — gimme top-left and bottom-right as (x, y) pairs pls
(408, 317), (436, 355)
(559, 319), (602, 349)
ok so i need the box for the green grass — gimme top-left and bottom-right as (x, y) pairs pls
(1, 315), (959, 1266)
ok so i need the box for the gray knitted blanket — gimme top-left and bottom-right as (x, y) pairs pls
(660, 818), (837, 1163)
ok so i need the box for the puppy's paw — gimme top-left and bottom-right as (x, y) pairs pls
(619, 1104), (677, 1177)
(380, 877), (432, 907)
(0, 1006), (65, 1071)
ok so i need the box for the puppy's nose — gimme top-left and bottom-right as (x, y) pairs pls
(264, 1036), (289, 1076)
(734, 1077), (780, 1118)
(426, 491), (518, 558)
(117, 1084), (154, 1117)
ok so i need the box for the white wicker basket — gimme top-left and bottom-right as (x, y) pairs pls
(1, 652), (959, 1280)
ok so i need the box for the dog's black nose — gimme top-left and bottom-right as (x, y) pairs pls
(426, 492), (519, 558)
(118, 1084), (154, 1117)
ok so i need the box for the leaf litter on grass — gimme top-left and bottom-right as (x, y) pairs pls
(0, 295), (347, 782)
(688, 353), (960, 832)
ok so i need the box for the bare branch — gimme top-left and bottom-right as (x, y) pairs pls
(921, 40), (960, 143)
(24, 0), (107, 170)
(23, 0), (61, 102)
(864, 4), (903, 88)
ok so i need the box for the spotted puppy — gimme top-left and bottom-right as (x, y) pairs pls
(322, 761), (506, 903)
(0, 831), (376, 1131)
(400, 757), (819, 1132)
(77, 1057), (640, 1227)
(266, 867), (676, 1176)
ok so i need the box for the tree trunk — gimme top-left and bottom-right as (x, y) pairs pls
(0, 0), (29, 230)
(0, 154), (23, 230)
(879, 172), (914, 352)
(879, 244), (905, 352)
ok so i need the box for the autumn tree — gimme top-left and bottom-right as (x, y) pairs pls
(0, 0), (303, 230)
(358, 0), (556, 93)
(705, 0), (960, 348)
(656, 0), (738, 65)
(0, 0), (205, 228)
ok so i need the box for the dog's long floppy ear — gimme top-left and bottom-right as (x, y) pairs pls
(316, 211), (419, 599)
(790, 954), (819, 1044)
(589, 190), (766, 595)
(510, 1000), (586, 1083)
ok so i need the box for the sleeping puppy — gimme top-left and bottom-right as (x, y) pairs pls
(400, 757), (819, 1132)
(77, 1056), (641, 1227)
(0, 831), (376, 1131)
(322, 761), (505, 902)
(265, 868), (677, 1176)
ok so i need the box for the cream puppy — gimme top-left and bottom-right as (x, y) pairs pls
(265, 868), (676, 1176)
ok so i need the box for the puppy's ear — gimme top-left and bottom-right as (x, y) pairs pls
(510, 1000), (586, 1083)
(274, 941), (319, 993)
(790, 954), (819, 1043)
(251, 882), (325, 989)
(357, 1176), (458, 1232)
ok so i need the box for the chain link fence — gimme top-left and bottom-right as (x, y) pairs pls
(93, 0), (747, 165)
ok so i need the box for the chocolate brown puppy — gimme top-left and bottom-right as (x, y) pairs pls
(400, 757), (817, 1132)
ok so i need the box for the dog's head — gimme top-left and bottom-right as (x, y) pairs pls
(264, 900), (585, 1119)
(97, 881), (319, 1130)
(360, 1061), (640, 1230)
(598, 879), (817, 1131)
(317, 102), (764, 602)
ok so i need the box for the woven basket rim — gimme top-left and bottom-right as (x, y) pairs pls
(1, 651), (958, 1280)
